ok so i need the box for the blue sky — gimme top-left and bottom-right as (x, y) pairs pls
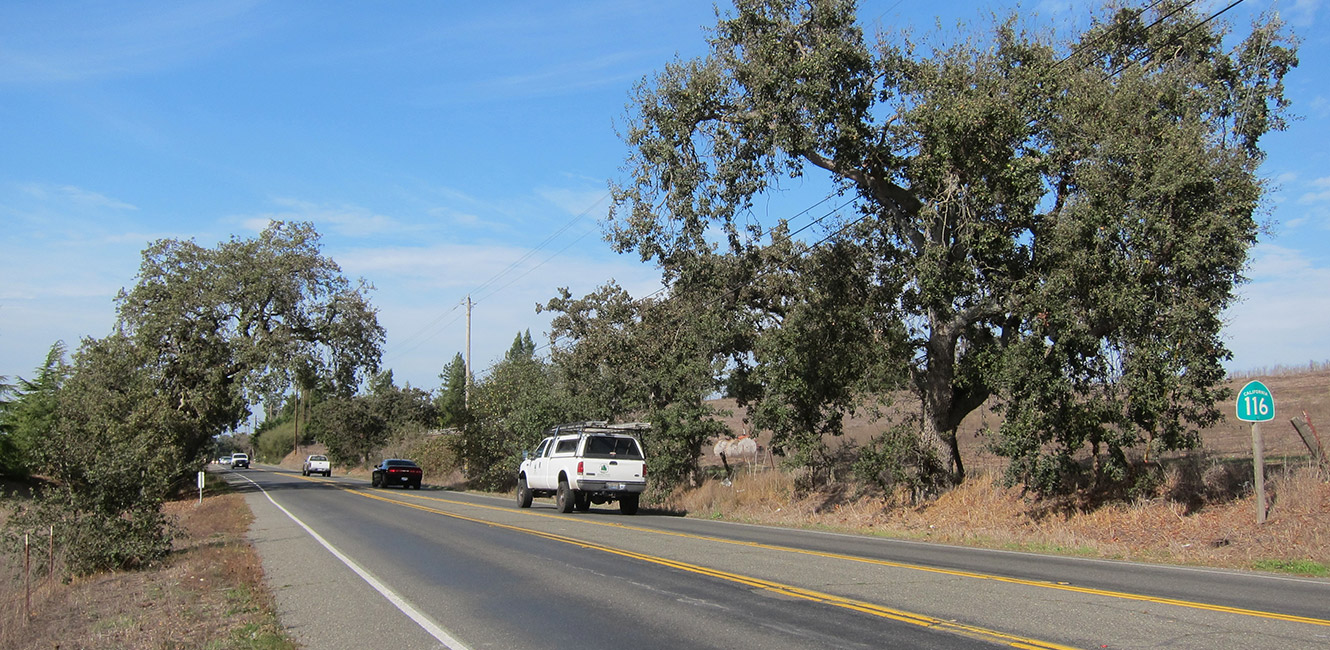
(2, 0), (1327, 396)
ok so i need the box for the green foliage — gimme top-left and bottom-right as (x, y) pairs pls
(456, 355), (583, 491)
(5, 335), (183, 575)
(1252, 558), (1329, 577)
(435, 352), (469, 429)
(608, 0), (1295, 493)
(544, 276), (741, 490)
(642, 402), (728, 491)
(505, 330), (537, 362)
(116, 221), (385, 442)
(367, 371), (437, 432)
(306, 396), (386, 467)
(6, 496), (176, 577)
(852, 422), (946, 503)
(254, 421), (296, 464)
(739, 234), (909, 483)
(2, 222), (385, 574)
(0, 342), (71, 478)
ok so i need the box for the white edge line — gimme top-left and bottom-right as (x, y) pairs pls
(236, 473), (473, 650)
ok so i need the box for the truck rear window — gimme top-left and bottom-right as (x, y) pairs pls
(582, 436), (643, 459)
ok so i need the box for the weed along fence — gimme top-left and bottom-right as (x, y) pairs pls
(3, 526), (58, 627)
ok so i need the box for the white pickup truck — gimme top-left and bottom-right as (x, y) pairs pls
(516, 422), (648, 514)
(302, 454), (331, 477)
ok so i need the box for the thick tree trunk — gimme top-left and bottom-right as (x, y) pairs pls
(916, 336), (965, 484)
(913, 318), (987, 485)
(919, 416), (963, 484)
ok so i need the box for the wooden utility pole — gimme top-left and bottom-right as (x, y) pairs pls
(293, 388), (301, 460)
(465, 295), (472, 406)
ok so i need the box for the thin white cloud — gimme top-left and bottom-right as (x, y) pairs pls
(16, 182), (137, 212)
(0, 0), (268, 84)
(1297, 189), (1330, 204)
(1280, 0), (1320, 28)
(233, 198), (411, 239)
(1225, 243), (1330, 370)
(537, 186), (611, 218)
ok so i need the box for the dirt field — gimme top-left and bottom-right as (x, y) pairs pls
(701, 369), (1330, 473)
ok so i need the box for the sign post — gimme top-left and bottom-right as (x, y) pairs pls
(1236, 380), (1275, 524)
(197, 470), (206, 506)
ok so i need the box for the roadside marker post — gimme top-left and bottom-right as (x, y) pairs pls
(197, 470), (206, 506)
(1236, 380), (1275, 524)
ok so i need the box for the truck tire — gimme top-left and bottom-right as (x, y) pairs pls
(574, 491), (590, 512)
(619, 493), (639, 515)
(556, 480), (574, 513)
(516, 477), (533, 508)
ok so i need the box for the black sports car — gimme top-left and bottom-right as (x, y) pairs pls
(371, 459), (422, 489)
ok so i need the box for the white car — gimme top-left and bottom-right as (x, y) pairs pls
(230, 453), (250, 469)
(302, 454), (331, 477)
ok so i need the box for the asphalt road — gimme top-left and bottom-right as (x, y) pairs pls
(220, 465), (1330, 650)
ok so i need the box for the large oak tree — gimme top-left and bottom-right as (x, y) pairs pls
(6, 222), (385, 573)
(608, 0), (1295, 486)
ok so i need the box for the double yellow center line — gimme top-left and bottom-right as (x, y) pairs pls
(313, 477), (1329, 648)
(350, 486), (1078, 649)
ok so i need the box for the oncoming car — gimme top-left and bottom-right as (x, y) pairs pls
(230, 453), (250, 469)
(371, 459), (422, 489)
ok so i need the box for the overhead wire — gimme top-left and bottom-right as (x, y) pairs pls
(536, 0), (1251, 358)
(425, 0), (1254, 369)
(383, 192), (611, 365)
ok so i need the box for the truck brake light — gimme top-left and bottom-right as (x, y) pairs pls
(577, 461), (584, 475)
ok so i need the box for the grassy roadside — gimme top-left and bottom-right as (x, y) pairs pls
(1, 477), (296, 650)
(667, 466), (1330, 576)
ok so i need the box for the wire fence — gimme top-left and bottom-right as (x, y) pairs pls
(1, 526), (63, 635)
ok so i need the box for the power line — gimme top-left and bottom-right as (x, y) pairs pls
(537, 0), (1249, 358)
(384, 192), (610, 365)
(417, 0), (1253, 370)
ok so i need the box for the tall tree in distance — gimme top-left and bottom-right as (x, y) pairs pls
(0, 342), (71, 477)
(609, 0), (1295, 488)
(436, 352), (469, 429)
(505, 329), (537, 362)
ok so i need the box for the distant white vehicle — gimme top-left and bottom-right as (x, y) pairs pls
(230, 453), (250, 469)
(219, 455), (232, 466)
(302, 454), (331, 477)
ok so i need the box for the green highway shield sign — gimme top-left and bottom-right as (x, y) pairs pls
(1236, 380), (1275, 422)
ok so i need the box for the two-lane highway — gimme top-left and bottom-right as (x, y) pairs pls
(222, 465), (1330, 649)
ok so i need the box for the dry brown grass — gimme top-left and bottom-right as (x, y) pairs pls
(677, 369), (1330, 574)
(0, 486), (294, 650)
(667, 464), (1330, 573)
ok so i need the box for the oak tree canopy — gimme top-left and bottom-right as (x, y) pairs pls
(607, 0), (1296, 488)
